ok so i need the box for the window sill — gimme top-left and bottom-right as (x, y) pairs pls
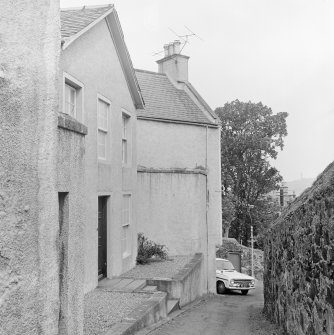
(58, 112), (88, 135)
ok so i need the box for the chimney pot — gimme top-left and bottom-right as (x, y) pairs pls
(173, 40), (181, 54)
(168, 43), (174, 56)
(163, 44), (169, 57)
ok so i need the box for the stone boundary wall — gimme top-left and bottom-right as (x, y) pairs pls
(264, 162), (334, 335)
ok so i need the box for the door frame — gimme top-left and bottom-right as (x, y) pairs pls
(98, 195), (110, 280)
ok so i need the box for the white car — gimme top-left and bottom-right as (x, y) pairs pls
(216, 258), (255, 295)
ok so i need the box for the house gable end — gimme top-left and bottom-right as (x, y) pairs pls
(61, 17), (136, 117)
(61, 6), (144, 110)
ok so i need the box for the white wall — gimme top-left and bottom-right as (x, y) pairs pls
(137, 121), (206, 169)
(137, 171), (207, 255)
(61, 18), (138, 293)
(137, 119), (222, 293)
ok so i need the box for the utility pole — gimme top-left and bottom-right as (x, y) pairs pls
(251, 225), (254, 277)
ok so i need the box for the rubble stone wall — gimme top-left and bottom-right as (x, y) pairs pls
(264, 162), (334, 335)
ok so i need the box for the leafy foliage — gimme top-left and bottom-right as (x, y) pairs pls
(136, 233), (168, 264)
(215, 100), (288, 244)
(221, 192), (236, 237)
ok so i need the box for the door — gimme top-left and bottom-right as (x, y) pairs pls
(227, 252), (241, 272)
(98, 197), (107, 279)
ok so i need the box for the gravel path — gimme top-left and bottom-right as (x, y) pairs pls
(84, 290), (150, 335)
(121, 255), (193, 279)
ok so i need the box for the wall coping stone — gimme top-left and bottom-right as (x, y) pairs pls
(137, 167), (207, 176)
(58, 112), (88, 135)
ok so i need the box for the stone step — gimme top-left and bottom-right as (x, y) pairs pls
(167, 299), (180, 315)
(98, 278), (146, 292)
(125, 279), (147, 292)
(141, 285), (158, 292)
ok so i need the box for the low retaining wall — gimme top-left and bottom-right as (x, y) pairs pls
(105, 291), (167, 335)
(147, 253), (203, 307)
(264, 162), (334, 335)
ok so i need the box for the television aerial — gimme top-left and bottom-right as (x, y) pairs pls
(152, 26), (204, 56)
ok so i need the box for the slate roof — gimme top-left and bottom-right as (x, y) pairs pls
(135, 69), (216, 125)
(61, 5), (113, 39)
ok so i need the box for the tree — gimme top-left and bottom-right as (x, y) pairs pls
(221, 192), (236, 238)
(215, 100), (288, 243)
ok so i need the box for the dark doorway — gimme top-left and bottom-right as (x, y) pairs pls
(98, 196), (108, 279)
(58, 192), (69, 333)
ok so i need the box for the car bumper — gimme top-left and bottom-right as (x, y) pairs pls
(227, 285), (255, 291)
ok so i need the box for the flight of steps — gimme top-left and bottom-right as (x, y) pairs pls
(140, 284), (180, 315)
(98, 278), (180, 315)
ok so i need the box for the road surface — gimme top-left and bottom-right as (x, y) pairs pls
(141, 282), (281, 335)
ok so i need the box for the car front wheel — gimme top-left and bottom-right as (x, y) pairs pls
(241, 290), (249, 295)
(217, 281), (226, 294)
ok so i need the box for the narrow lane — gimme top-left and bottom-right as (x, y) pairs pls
(144, 282), (280, 335)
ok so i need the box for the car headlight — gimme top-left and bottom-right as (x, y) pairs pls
(251, 280), (255, 285)
(230, 279), (234, 285)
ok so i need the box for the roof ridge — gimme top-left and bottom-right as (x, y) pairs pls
(61, 4), (113, 11)
(135, 68), (166, 76)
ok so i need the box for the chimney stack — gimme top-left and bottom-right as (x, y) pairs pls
(157, 40), (190, 82)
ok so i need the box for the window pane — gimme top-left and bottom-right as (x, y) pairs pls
(122, 195), (130, 225)
(122, 225), (129, 256)
(98, 130), (106, 159)
(122, 116), (127, 138)
(121, 226), (131, 256)
(126, 226), (131, 254)
(121, 195), (131, 257)
(122, 114), (130, 165)
(98, 99), (109, 130)
(65, 84), (76, 117)
(122, 139), (127, 165)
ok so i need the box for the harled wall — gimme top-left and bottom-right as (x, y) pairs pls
(137, 120), (222, 294)
(61, 17), (138, 293)
(0, 1), (60, 334)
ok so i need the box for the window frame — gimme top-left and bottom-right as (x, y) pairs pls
(121, 109), (131, 166)
(64, 84), (77, 118)
(63, 72), (84, 123)
(121, 194), (132, 258)
(97, 94), (111, 161)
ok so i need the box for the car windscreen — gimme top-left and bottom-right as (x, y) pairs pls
(216, 260), (235, 271)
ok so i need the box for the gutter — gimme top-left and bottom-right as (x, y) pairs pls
(137, 116), (219, 128)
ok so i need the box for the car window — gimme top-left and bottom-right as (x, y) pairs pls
(216, 260), (235, 271)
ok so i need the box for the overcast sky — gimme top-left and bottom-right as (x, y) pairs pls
(60, 0), (334, 181)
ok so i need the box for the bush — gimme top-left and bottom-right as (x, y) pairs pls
(136, 233), (168, 264)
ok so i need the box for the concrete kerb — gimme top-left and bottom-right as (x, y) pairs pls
(103, 291), (167, 335)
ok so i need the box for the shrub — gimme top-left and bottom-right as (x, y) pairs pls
(136, 233), (168, 264)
